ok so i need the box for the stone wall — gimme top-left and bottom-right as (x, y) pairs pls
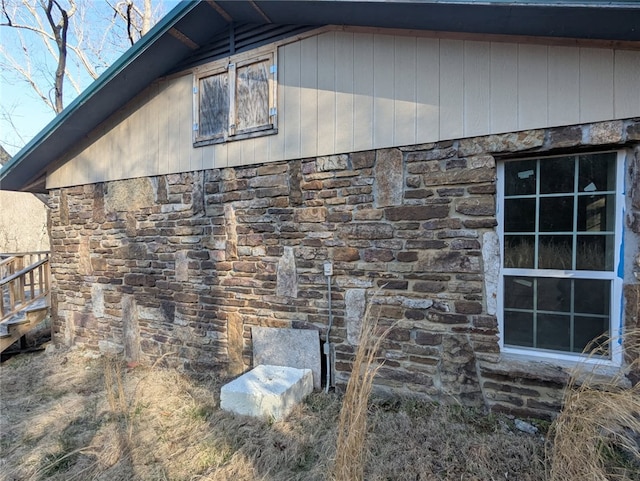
(48, 118), (640, 418)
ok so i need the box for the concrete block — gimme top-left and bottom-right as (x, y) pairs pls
(252, 326), (321, 389)
(220, 365), (313, 420)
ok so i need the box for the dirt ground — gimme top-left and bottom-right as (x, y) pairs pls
(0, 345), (549, 481)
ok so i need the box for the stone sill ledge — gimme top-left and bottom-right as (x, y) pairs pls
(479, 353), (632, 389)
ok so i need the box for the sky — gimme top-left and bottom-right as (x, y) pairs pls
(0, 0), (180, 158)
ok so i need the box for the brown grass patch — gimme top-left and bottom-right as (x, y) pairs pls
(0, 346), (549, 481)
(547, 330), (640, 481)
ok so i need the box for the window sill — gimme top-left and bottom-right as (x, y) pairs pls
(478, 351), (631, 389)
(194, 127), (277, 148)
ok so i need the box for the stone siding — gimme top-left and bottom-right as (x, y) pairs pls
(48, 118), (640, 418)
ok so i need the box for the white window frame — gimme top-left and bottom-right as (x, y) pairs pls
(496, 150), (625, 366)
(193, 47), (277, 146)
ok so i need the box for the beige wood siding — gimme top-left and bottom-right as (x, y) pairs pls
(48, 31), (640, 189)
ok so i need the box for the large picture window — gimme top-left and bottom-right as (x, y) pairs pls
(194, 50), (276, 145)
(498, 151), (623, 362)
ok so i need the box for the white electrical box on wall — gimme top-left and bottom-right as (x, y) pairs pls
(323, 261), (333, 276)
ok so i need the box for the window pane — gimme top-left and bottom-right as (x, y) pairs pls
(501, 153), (618, 358)
(573, 316), (609, 355)
(537, 313), (570, 351)
(504, 276), (534, 309)
(504, 311), (533, 347)
(504, 198), (536, 232)
(578, 152), (616, 192)
(503, 276), (612, 356)
(539, 196), (573, 232)
(574, 279), (610, 315)
(540, 156), (574, 194)
(537, 278), (571, 313)
(236, 60), (270, 132)
(576, 235), (613, 271)
(200, 73), (229, 138)
(538, 235), (573, 270)
(505, 160), (536, 195)
(504, 235), (535, 268)
(578, 195), (615, 232)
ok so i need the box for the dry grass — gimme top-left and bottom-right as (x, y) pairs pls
(0, 346), (549, 481)
(330, 303), (393, 481)
(366, 401), (545, 481)
(2, 328), (638, 481)
(547, 330), (640, 481)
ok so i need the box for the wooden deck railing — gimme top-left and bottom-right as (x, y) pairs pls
(0, 252), (50, 323)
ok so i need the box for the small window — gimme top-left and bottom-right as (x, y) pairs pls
(194, 51), (276, 145)
(498, 151), (623, 363)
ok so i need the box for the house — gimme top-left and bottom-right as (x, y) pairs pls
(1, 0), (639, 418)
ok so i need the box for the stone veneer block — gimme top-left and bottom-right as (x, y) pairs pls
(251, 326), (321, 389)
(220, 365), (313, 420)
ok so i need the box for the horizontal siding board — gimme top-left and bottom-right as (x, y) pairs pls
(373, 34), (395, 148)
(227, 135), (243, 167)
(49, 156), (70, 188)
(191, 140), (204, 171)
(490, 42), (518, 133)
(353, 33), (374, 151)
(317, 32), (336, 156)
(120, 115), (136, 179)
(334, 31), (355, 154)
(89, 142), (107, 184)
(200, 144), (215, 171)
(439, 39), (464, 140)
(394, 35), (417, 147)
(241, 136), (256, 166)
(157, 80), (171, 175)
(47, 32), (640, 190)
(214, 142), (228, 169)
(614, 49), (640, 119)
(253, 134), (269, 165)
(464, 40), (491, 137)
(111, 120), (125, 181)
(147, 85), (161, 177)
(416, 37), (440, 143)
(166, 77), (183, 173)
(548, 46), (580, 127)
(299, 35), (318, 158)
(84, 141), (99, 183)
(518, 44), (548, 130)
(178, 76), (195, 173)
(268, 46), (286, 161)
(133, 98), (146, 177)
(580, 48), (614, 123)
(72, 153), (88, 186)
(282, 41), (301, 160)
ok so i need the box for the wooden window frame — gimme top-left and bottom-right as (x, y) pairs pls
(496, 150), (625, 367)
(193, 48), (277, 146)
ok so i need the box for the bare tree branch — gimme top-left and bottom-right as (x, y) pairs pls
(0, 0), (165, 149)
(0, 32), (55, 110)
(0, 105), (28, 149)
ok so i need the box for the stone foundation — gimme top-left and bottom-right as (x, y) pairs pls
(49, 118), (640, 418)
